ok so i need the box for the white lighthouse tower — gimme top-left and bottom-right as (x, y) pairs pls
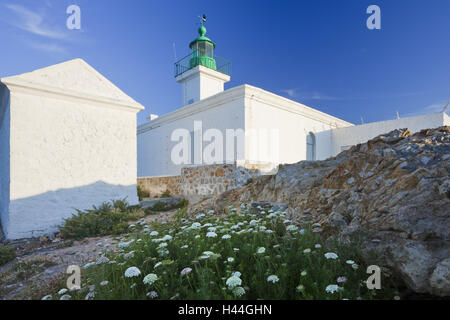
(174, 17), (231, 106)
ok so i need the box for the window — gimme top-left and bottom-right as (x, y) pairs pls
(306, 132), (316, 161)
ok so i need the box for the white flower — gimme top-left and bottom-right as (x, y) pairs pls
(124, 267), (141, 278)
(232, 271), (241, 278)
(118, 240), (134, 248)
(259, 226), (267, 231)
(41, 295), (52, 300)
(257, 247), (266, 254)
(181, 245), (189, 249)
(226, 276), (242, 288)
(207, 227), (217, 232)
(227, 257), (235, 263)
(147, 291), (158, 299)
(267, 275), (280, 283)
(232, 286), (246, 297)
(83, 262), (95, 269)
(303, 248), (311, 253)
(58, 288), (68, 295)
(191, 222), (201, 229)
(299, 229), (305, 235)
(312, 223), (321, 227)
(207, 210), (215, 215)
(206, 232), (217, 238)
(315, 244), (322, 249)
(286, 225), (298, 232)
(85, 291), (95, 300)
(221, 234), (231, 239)
(154, 262), (162, 269)
(346, 260), (355, 265)
(265, 229), (273, 234)
(149, 231), (159, 236)
(100, 281), (109, 286)
(324, 252), (339, 260)
(325, 284), (340, 294)
(180, 267), (192, 276)
(249, 220), (258, 226)
(60, 294), (71, 300)
(158, 242), (168, 248)
(143, 273), (158, 285)
(162, 235), (172, 241)
(203, 223), (213, 227)
(196, 213), (205, 219)
(203, 251), (215, 256)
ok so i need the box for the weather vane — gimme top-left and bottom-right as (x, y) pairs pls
(198, 14), (206, 26)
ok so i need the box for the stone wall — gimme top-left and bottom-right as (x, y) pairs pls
(137, 164), (262, 202)
(137, 176), (181, 199)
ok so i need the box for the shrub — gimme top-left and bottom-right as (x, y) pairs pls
(52, 203), (399, 300)
(59, 199), (146, 240)
(160, 190), (171, 198)
(148, 199), (189, 212)
(0, 244), (16, 266)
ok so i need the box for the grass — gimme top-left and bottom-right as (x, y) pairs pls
(0, 257), (57, 299)
(0, 244), (16, 266)
(59, 199), (146, 240)
(45, 203), (399, 300)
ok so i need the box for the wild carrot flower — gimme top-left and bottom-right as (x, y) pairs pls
(180, 267), (192, 276)
(325, 284), (340, 294)
(147, 291), (158, 299)
(303, 248), (311, 253)
(286, 225), (298, 232)
(226, 276), (242, 288)
(267, 275), (280, 283)
(324, 252), (338, 259)
(232, 286), (246, 297)
(337, 276), (347, 283)
(206, 232), (217, 238)
(143, 273), (158, 285)
(346, 260), (355, 265)
(221, 234), (231, 239)
(124, 267), (141, 278)
(58, 289), (68, 295)
(257, 247), (266, 254)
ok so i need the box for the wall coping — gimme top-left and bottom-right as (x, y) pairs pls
(1, 77), (144, 113)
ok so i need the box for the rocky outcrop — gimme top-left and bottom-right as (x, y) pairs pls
(191, 126), (450, 296)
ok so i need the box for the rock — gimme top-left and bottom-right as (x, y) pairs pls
(429, 258), (450, 296)
(190, 126), (450, 296)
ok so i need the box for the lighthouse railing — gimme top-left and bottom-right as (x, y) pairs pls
(174, 50), (232, 78)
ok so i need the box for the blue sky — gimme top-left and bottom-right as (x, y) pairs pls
(0, 0), (449, 125)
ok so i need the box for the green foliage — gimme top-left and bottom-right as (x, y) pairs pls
(59, 199), (146, 240)
(244, 178), (253, 186)
(54, 204), (398, 300)
(137, 186), (150, 201)
(0, 244), (16, 266)
(160, 190), (172, 198)
(147, 199), (189, 212)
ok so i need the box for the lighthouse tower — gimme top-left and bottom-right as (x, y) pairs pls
(175, 17), (231, 106)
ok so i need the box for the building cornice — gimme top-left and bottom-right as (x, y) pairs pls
(137, 84), (353, 135)
(1, 77), (145, 113)
(137, 85), (246, 134)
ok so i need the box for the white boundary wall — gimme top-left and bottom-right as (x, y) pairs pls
(331, 112), (449, 156)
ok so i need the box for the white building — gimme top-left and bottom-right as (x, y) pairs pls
(138, 23), (449, 178)
(0, 59), (144, 239)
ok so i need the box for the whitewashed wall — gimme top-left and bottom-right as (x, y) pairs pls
(243, 85), (352, 165)
(330, 112), (448, 156)
(138, 85), (245, 177)
(0, 84), (10, 238)
(1, 59), (144, 239)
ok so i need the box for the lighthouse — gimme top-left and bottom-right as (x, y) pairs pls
(174, 17), (231, 106)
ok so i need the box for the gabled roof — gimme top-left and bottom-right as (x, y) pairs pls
(1, 58), (144, 112)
